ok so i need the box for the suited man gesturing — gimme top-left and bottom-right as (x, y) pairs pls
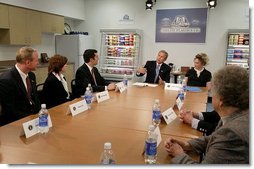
(75, 49), (116, 97)
(136, 50), (171, 85)
(0, 47), (41, 126)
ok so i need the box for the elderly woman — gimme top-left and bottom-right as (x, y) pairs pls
(164, 65), (249, 164)
(185, 53), (212, 87)
(43, 54), (72, 108)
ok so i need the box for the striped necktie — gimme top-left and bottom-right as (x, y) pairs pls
(154, 64), (160, 83)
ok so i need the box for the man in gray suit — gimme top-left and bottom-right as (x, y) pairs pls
(164, 65), (249, 164)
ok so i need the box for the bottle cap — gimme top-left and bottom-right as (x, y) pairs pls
(104, 142), (111, 149)
(41, 104), (46, 109)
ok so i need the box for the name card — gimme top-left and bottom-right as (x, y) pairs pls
(68, 100), (88, 116)
(96, 90), (110, 103)
(22, 115), (53, 138)
(115, 81), (127, 93)
(154, 126), (162, 147)
(162, 107), (177, 124)
(164, 83), (182, 91)
(176, 96), (183, 110)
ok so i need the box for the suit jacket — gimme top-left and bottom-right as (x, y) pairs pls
(43, 72), (72, 109)
(0, 67), (40, 126)
(75, 63), (110, 96)
(185, 68), (212, 87)
(172, 110), (249, 164)
(197, 110), (221, 135)
(136, 61), (171, 83)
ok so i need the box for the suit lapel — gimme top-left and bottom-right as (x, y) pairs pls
(12, 67), (30, 101)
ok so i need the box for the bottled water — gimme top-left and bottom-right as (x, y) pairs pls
(152, 99), (161, 126)
(123, 74), (128, 86)
(178, 88), (185, 101)
(177, 75), (182, 84)
(38, 104), (49, 134)
(145, 125), (157, 164)
(84, 87), (93, 109)
(100, 142), (116, 164)
(88, 83), (93, 93)
(182, 78), (187, 92)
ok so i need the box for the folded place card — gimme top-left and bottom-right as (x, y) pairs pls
(96, 90), (110, 103)
(162, 107), (177, 124)
(176, 96), (183, 110)
(164, 83), (182, 91)
(115, 81), (127, 93)
(22, 115), (53, 138)
(154, 126), (162, 147)
(68, 100), (88, 116)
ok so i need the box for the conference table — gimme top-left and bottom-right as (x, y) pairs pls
(0, 83), (208, 164)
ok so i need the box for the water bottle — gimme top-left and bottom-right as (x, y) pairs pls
(88, 83), (93, 93)
(38, 104), (49, 134)
(178, 88), (185, 101)
(177, 75), (182, 84)
(100, 142), (116, 164)
(123, 74), (128, 86)
(152, 99), (161, 126)
(145, 125), (157, 164)
(182, 78), (187, 92)
(84, 87), (92, 109)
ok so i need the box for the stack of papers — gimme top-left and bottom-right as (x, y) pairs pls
(132, 82), (158, 87)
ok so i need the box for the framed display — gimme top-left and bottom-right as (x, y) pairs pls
(156, 8), (208, 43)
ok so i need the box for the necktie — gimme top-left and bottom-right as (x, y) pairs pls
(26, 76), (32, 101)
(91, 68), (97, 86)
(154, 64), (160, 83)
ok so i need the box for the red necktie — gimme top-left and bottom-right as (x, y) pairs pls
(26, 76), (32, 101)
(91, 68), (97, 86)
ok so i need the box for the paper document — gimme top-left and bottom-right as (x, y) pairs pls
(132, 82), (158, 87)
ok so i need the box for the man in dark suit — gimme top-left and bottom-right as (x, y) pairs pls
(0, 47), (41, 126)
(136, 50), (171, 84)
(75, 49), (116, 97)
(179, 110), (220, 135)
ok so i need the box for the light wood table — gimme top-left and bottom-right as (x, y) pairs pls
(0, 84), (208, 164)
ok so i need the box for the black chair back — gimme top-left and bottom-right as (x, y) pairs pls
(36, 83), (45, 103)
(71, 79), (79, 98)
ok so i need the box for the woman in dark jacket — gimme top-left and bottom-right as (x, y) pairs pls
(185, 53), (212, 87)
(43, 54), (72, 109)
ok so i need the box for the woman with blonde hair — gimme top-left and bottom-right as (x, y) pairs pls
(185, 53), (212, 87)
(43, 54), (72, 108)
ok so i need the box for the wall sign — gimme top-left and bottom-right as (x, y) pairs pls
(156, 8), (208, 43)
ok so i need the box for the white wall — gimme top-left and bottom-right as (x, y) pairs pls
(0, 0), (249, 75)
(78, 0), (249, 74)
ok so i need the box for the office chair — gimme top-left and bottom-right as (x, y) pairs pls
(36, 83), (45, 103)
(71, 79), (79, 98)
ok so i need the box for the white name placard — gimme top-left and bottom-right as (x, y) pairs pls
(164, 83), (182, 91)
(96, 90), (110, 103)
(22, 115), (53, 138)
(68, 100), (88, 116)
(115, 81), (127, 93)
(162, 107), (177, 124)
(176, 96), (183, 110)
(154, 126), (162, 147)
